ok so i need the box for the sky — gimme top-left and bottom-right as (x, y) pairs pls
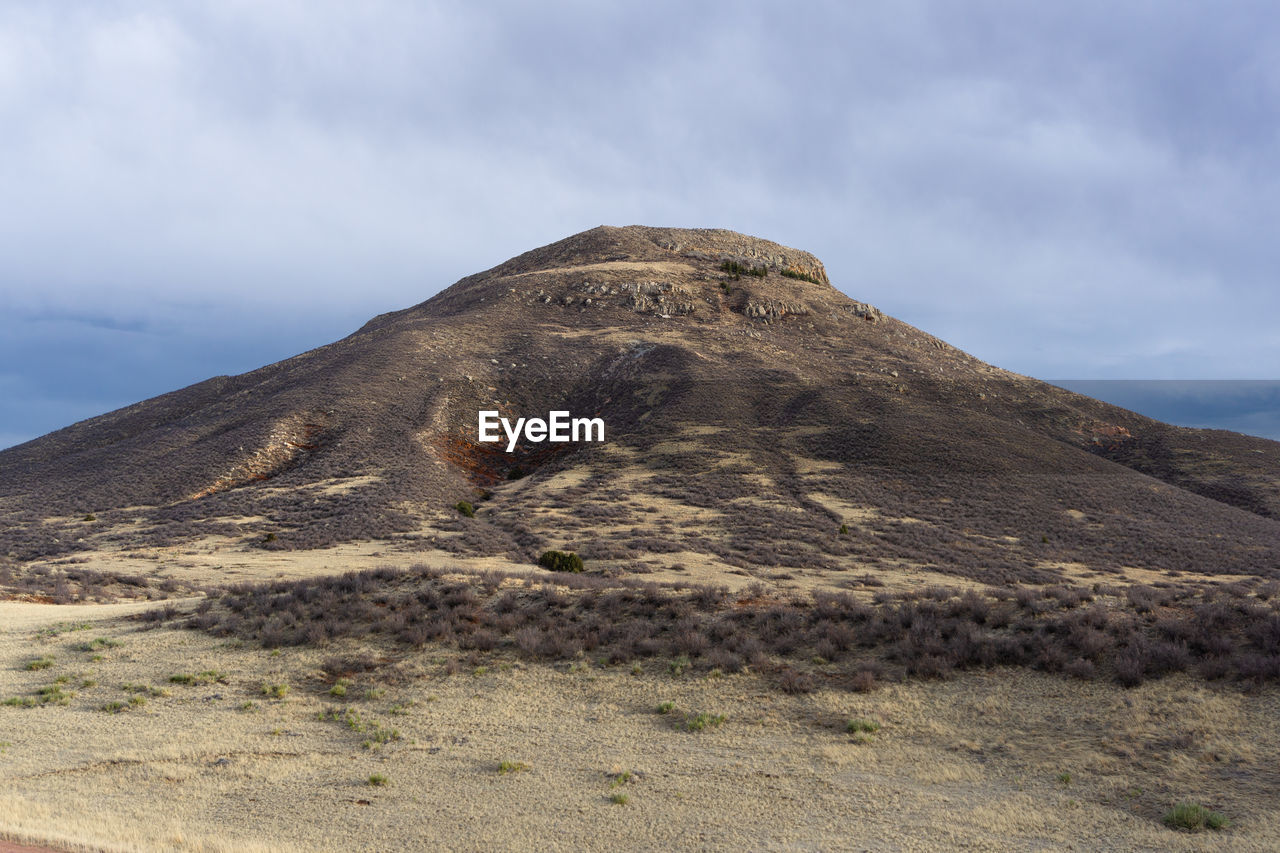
(3, 1), (1279, 449)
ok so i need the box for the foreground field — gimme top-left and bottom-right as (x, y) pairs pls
(2, 599), (1276, 852)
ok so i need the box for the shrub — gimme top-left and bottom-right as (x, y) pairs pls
(538, 550), (584, 573)
(24, 657), (54, 671)
(656, 701), (675, 715)
(720, 260), (767, 278)
(261, 682), (289, 699)
(846, 718), (881, 734)
(778, 667), (816, 694)
(455, 501), (475, 518)
(850, 669), (878, 692)
(170, 670), (226, 686)
(610, 792), (630, 805)
(367, 773), (389, 787)
(684, 712), (725, 732)
(1163, 802), (1228, 832)
(498, 760), (531, 775)
(75, 637), (122, 652)
(780, 267), (822, 284)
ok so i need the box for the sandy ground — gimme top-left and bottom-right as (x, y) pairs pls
(2, 599), (1276, 852)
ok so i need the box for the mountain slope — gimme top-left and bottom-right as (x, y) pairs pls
(2, 226), (1278, 590)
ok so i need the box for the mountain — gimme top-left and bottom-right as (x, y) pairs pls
(3, 225), (1279, 592)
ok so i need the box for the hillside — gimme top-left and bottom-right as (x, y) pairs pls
(2, 225), (1279, 596)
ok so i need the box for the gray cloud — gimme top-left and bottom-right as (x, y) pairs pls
(2, 1), (1278, 448)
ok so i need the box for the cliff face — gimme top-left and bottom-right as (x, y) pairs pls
(2, 225), (1278, 587)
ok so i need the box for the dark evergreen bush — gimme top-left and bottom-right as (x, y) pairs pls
(538, 550), (584, 573)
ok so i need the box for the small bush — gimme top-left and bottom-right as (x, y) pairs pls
(75, 637), (122, 652)
(720, 260), (767, 278)
(367, 773), (389, 787)
(656, 700), (675, 715)
(24, 657), (54, 671)
(610, 792), (630, 805)
(455, 501), (475, 518)
(361, 722), (400, 749)
(121, 683), (168, 698)
(1163, 802), (1228, 832)
(846, 718), (880, 734)
(261, 682), (289, 699)
(36, 685), (73, 705)
(684, 712), (725, 732)
(780, 267), (822, 284)
(850, 669), (878, 693)
(498, 760), (531, 775)
(538, 550), (584, 573)
(778, 667), (816, 694)
(170, 670), (226, 686)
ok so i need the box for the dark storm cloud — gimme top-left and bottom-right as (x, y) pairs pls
(2, 1), (1278, 448)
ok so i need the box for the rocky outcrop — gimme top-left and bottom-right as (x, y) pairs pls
(847, 301), (883, 323)
(743, 300), (809, 321)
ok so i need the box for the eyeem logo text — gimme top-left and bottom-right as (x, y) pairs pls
(478, 410), (605, 452)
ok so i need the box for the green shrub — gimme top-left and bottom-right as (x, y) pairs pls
(169, 670), (226, 686)
(720, 260), (766, 278)
(846, 718), (881, 734)
(780, 267), (822, 284)
(367, 773), (389, 787)
(610, 792), (630, 805)
(75, 637), (122, 652)
(24, 657), (54, 671)
(1163, 802), (1229, 832)
(538, 550), (584, 573)
(684, 712), (725, 732)
(498, 760), (530, 775)
(36, 685), (73, 705)
(261, 682), (289, 699)
(120, 681), (167, 696)
(455, 501), (475, 518)
(656, 701), (675, 715)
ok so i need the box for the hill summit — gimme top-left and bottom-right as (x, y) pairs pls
(2, 225), (1279, 595)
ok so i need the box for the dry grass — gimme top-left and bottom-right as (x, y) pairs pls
(2, 598), (1279, 851)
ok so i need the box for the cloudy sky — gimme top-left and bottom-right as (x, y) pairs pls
(3, 1), (1278, 449)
